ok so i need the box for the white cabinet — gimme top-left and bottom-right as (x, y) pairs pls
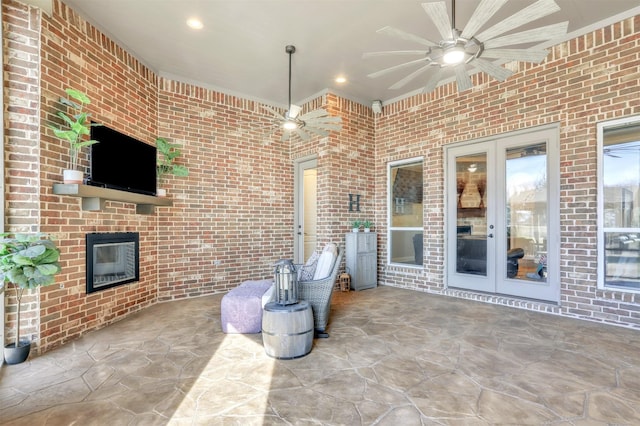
(345, 232), (377, 291)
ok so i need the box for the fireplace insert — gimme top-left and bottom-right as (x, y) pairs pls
(86, 232), (139, 294)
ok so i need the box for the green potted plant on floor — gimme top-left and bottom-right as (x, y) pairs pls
(156, 137), (189, 197)
(48, 88), (100, 184)
(1, 233), (61, 364)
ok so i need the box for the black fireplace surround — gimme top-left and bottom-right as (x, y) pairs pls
(86, 232), (139, 294)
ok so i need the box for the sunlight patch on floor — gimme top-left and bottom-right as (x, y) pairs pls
(171, 332), (275, 422)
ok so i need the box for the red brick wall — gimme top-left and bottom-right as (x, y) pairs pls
(154, 83), (295, 299)
(153, 89), (374, 300)
(375, 15), (640, 327)
(4, 0), (640, 357)
(3, 0), (42, 345)
(36, 0), (160, 352)
(4, 0), (372, 353)
(291, 94), (376, 247)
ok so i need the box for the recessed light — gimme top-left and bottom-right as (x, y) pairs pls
(186, 18), (204, 30)
(335, 76), (347, 84)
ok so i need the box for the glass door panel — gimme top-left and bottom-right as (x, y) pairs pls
(504, 144), (547, 282)
(447, 142), (495, 293)
(456, 153), (488, 276)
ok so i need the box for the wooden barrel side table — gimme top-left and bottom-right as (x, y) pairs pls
(262, 301), (313, 359)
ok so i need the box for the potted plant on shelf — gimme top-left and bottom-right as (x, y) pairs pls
(363, 220), (373, 232)
(156, 137), (189, 197)
(1, 233), (61, 365)
(351, 220), (362, 232)
(48, 88), (100, 184)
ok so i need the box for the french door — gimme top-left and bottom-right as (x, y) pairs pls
(445, 126), (560, 302)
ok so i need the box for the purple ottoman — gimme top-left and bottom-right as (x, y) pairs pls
(221, 279), (273, 334)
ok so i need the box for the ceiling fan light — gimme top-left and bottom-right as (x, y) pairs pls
(283, 120), (298, 130)
(443, 46), (465, 64)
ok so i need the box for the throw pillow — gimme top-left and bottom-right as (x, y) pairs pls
(313, 243), (338, 280)
(298, 251), (319, 281)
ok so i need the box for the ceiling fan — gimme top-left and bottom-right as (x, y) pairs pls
(364, 0), (568, 94)
(261, 45), (342, 142)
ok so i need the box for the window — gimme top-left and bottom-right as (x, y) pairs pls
(389, 159), (424, 266)
(598, 116), (640, 291)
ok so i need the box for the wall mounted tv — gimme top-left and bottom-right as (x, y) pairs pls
(89, 124), (157, 196)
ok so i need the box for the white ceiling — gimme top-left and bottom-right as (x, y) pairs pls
(59, 0), (640, 108)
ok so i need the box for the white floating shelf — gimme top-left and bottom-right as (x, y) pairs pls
(53, 184), (172, 214)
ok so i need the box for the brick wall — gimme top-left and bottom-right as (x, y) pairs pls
(3, 0), (640, 357)
(4, 0), (372, 353)
(375, 15), (640, 327)
(3, 0), (42, 345)
(36, 0), (161, 352)
(153, 88), (374, 301)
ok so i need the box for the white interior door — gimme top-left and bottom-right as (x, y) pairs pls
(294, 157), (318, 264)
(446, 126), (560, 303)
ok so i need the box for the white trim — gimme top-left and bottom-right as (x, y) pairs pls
(387, 157), (424, 267)
(597, 115), (640, 294)
(294, 156), (318, 264)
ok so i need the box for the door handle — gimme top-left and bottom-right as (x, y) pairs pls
(488, 233), (494, 238)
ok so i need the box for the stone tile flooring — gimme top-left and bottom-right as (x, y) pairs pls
(2, 285), (640, 425)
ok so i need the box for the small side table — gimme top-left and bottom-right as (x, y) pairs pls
(262, 301), (313, 359)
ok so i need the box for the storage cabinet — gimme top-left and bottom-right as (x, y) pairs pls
(345, 232), (377, 291)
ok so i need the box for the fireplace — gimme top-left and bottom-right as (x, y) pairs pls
(86, 232), (139, 294)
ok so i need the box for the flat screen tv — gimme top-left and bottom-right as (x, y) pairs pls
(89, 124), (157, 196)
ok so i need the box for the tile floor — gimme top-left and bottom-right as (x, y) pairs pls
(2, 285), (640, 425)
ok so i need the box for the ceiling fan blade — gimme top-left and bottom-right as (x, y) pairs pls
(389, 63), (434, 90)
(300, 108), (329, 120)
(261, 105), (284, 119)
(461, 0), (509, 39)
(473, 58), (514, 81)
(362, 50), (427, 58)
(484, 22), (569, 49)
(306, 125), (342, 133)
(482, 48), (550, 63)
(280, 130), (290, 143)
(305, 116), (342, 124)
(423, 67), (445, 93)
(367, 57), (428, 79)
(421, 2), (453, 40)
(377, 26), (438, 47)
(475, 0), (561, 43)
(454, 65), (472, 92)
(294, 128), (312, 141)
(303, 126), (330, 138)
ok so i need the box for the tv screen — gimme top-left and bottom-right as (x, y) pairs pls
(89, 125), (157, 196)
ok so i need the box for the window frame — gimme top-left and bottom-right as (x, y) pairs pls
(597, 115), (640, 293)
(387, 157), (424, 268)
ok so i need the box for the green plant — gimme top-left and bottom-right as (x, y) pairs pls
(363, 220), (373, 229)
(156, 137), (189, 183)
(351, 220), (362, 229)
(0, 233), (61, 348)
(48, 88), (100, 171)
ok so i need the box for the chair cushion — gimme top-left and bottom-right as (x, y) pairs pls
(313, 243), (338, 280)
(261, 284), (275, 307)
(298, 251), (320, 281)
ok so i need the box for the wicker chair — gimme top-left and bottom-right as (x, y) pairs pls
(297, 248), (343, 338)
